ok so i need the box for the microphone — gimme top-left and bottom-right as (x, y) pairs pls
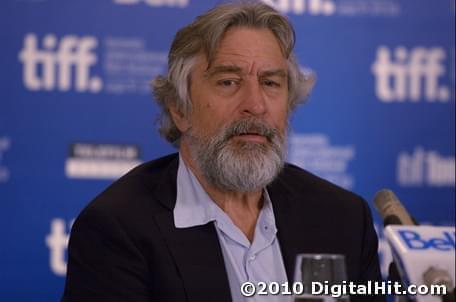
(373, 189), (455, 302)
(373, 189), (409, 291)
(373, 189), (416, 226)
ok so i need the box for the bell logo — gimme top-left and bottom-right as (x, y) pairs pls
(18, 33), (102, 93)
(371, 46), (450, 102)
(398, 230), (455, 251)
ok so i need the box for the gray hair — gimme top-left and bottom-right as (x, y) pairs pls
(152, 1), (315, 146)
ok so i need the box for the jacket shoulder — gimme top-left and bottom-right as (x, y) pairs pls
(270, 163), (370, 221)
(78, 153), (178, 220)
(278, 163), (365, 203)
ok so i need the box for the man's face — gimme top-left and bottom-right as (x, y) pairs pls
(187, 27), (289, 142)
(178, 27), (289, 192)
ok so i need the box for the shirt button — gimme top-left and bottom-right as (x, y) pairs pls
(249, 255), (256, 261)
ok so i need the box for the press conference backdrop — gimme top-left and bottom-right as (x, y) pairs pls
(1, 0), (454, 300)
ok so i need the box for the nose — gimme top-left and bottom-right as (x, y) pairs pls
(240, 77), (267, 116)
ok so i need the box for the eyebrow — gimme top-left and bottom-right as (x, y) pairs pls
(204, 65), (244, 78)
(259, 69), (288, 78)
(204, 65), (288, 79)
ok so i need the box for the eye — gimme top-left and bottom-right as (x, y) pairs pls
(217, 79), (240, 87)
(262, 79), (281, 87)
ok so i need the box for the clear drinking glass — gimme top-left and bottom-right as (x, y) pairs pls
(293, 254), (350, 302)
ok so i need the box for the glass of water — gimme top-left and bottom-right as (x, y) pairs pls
(293, 254), (349, 302)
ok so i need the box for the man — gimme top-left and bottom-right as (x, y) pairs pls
(62, 2), (384, 302)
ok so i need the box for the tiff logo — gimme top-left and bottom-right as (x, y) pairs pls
(45, 218), (73, 276)
(371, 46), (450, 102)
(18, 33), (102, 92)
(397, 147), (455, 187)
(113, 0), (189, 7)
(261, 0), (335, 15)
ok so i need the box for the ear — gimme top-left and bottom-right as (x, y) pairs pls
(169, 104), (190, 133)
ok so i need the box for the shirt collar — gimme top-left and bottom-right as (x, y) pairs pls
(174, 154), (217, 228)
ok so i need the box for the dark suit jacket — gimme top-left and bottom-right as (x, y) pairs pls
(62, 153), (385, 302)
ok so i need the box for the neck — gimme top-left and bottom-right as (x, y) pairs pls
(180, 144), (263, 241)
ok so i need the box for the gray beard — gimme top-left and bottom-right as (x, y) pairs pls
(185, 118), (287, 193)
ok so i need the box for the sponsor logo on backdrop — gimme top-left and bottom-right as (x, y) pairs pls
(288, 133), (356, 189)
(335, 0), (401, 17)
(0, 137), (11, 183)
(65, 143), (142, 180)
(103, 37), (167, 94)
(261, 0), (401, 16)
(18, 34), (167, 95)
(262, 0), (335, 15)
(372, 46), (451, 103)
(397, 147), (455, 187)
(46, 218), (72, 276)
(18, 33), (102, 93)
(113, 0), (189, 7)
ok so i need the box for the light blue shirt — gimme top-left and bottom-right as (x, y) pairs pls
(174, 155), (289, 302)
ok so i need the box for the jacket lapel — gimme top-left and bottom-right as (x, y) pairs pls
(268, 176), (326, 283)
(268, 179), (300, 282)
(151, 155), (232, 302)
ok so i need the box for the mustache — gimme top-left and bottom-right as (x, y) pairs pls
(221, 119), (279, 142)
